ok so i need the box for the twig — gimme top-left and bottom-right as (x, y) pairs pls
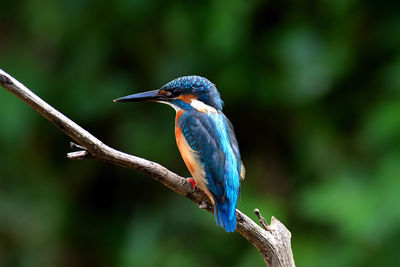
(254, 208), (272, 232)
(67, 142), (91, 159)
(0, 68), (295, 267)
(70, 141), (87, 151)
(67, 150), (90, 160)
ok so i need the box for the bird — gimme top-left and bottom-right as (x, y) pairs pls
(114, 76), (244, 232)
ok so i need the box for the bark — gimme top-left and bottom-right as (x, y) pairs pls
(0, 68), (295, 266)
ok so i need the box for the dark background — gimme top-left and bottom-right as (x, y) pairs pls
(1, 0), (400, 266)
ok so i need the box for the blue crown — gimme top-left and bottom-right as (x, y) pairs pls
(162, 76), (224, 110)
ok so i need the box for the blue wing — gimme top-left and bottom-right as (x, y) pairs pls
(222, 113), (242, 179)
(177, 110), (241, 231)
(178, 110), (241, 199)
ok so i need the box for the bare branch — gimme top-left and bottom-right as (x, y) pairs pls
(0, 68), (295, 267)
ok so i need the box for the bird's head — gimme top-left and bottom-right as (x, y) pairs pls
(114, 76), (223, 113)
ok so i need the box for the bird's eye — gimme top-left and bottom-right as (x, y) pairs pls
(165, 91), (172, 97)
(170, 88), (180, 96)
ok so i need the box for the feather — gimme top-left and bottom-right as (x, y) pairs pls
(175, 110), (242, 232)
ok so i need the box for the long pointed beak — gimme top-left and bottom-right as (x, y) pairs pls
(113, 89), (161, 103)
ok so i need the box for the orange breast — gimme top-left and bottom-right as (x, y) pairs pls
(175, 110), (214, 204)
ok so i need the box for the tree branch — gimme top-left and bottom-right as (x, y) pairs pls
(0, 68), (295, 267)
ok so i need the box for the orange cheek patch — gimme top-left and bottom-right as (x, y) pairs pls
(177, 94), (196, 103)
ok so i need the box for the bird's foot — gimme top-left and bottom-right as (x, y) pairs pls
(186, 177), (197, 191)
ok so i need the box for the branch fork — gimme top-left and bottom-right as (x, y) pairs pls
(67, 142), (91, 160)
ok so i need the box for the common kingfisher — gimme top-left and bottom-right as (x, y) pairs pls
(114, 76), (244, 232)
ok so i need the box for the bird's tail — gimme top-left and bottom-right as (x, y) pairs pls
(214, 199), (237, 232)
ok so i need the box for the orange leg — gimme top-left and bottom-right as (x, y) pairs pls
(186, 177), (197, 190)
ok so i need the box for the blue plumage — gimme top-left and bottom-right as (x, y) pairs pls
(177, 109), (241, 232)
(163, 76), (224, 111)
(114, 76), (243, 232)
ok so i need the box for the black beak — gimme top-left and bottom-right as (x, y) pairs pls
(113, 89), (162, 103)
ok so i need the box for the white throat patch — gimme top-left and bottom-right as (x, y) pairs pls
(190, 99), (217, 114)
(158, 101), (181, 112)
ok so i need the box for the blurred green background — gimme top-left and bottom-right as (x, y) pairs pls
(1, 0), (400, 266)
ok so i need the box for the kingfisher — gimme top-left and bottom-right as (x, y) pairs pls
(114, 76), (244, 232)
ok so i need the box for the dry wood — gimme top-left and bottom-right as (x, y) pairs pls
(0, 68), (295, 266)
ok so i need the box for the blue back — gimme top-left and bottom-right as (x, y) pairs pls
(177, 109), (241, 231)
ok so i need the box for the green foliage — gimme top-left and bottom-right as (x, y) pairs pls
(1, 0), (400, 266)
